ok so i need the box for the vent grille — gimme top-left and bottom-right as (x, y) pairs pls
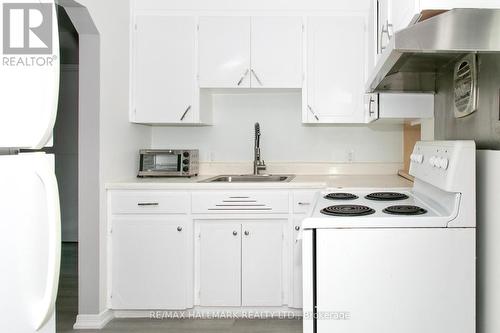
(453, 54), (477, 118)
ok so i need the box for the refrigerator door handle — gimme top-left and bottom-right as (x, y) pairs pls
(34, 166), (61, 330)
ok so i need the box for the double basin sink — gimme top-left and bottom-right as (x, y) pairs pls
(200, 174), (295, 183)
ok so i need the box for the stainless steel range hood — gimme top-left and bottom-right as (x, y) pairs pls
(366, 8), (500, 93)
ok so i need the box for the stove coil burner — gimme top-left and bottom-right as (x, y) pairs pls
(320, 205), (375, 217)
(324, 193), (359, 200)
(365, 192), (409, 201)
(383, 205), (427, 215)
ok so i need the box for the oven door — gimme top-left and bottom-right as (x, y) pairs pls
(140, 152), (182, 176)
(153, 152), (181, 173)
(312, 228), (474, 333)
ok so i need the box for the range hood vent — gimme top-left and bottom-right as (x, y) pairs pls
(366, 9), (500, 93)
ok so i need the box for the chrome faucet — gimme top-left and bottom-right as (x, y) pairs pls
(253, 122), (267, 175)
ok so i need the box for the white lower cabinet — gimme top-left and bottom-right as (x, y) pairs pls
(241, 222), (283, 306)
(197, 220), (285, 307)
(199, 222), (242, 306)
(108, 189), (320, 312)
(290, 190), (317, 309)
(111, 216), (191, 309)
(290, 218), (304, 309)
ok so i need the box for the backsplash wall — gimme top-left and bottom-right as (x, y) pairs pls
(151, 92), (403, 163)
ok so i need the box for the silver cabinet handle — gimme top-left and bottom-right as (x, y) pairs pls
(137, 202), (159, 206)
(295, 226), (300, 231)
(369, 96), (376, 116)
(380, 23), (387, 51)
(385, 20), (394, 39)
(237, 69), (250, 86)
(180, 105), (191, 121)
(233, 231), (238, 236)
(307, 105), (320, 121)
(298, 202), (311, 206)
(177, 226), (183, 232)
(244, 230), (250, 236)
(251, 69), (263, 86)
(380, 20), (393, 51)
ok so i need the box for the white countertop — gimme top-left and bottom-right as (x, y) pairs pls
(106, 174), (412, 190)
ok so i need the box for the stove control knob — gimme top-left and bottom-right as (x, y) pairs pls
(410, 154), (416, 162)
(439, 158), (449, 170)
(415, 154), (424, 164)
(429, 156), (437, 167)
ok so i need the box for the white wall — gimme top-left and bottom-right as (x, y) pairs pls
(152, 92), (403, 164)
(54, 66), (79, 242)
(74, 0), (152, 316)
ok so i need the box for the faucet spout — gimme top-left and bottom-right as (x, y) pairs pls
(253, 123), (266, 175)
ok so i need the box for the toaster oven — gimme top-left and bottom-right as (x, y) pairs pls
(138, 149), (199, 177)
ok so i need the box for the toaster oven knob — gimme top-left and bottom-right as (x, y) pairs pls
(183, 166), (189, 172)
(183, 151), (190, 158)
(183, 159), (189, 165)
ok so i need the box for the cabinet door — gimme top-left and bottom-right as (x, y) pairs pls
(198, 17), (251, 88)
(251, 17), (303, 88)
(241, 222), (283, 306)
(305, 16), (366, 123)
(133, 16), (197, 123)
(111, 216), (189, 309)
(377, 0), (391, 55)
(199, 223), (241, 306)
(391, 0), (419, 33)
(290, 218), (304, 308)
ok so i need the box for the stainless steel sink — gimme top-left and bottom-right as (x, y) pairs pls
(200, 174), (295, 183)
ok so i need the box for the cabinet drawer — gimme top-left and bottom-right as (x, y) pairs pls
(293, 191), (318, 214)
(192, 191), (289, 214)
(111, 191), (189, 214)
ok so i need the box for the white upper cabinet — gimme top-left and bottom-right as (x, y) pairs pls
(390, 0), (417, 32)
(198, 17), (252, 88)
(132, 15), (200, 124)
(367, 2), (435, 123)
(250, 17), (303, 88)
(304, 16), (367, 123)
(198, 16), (303, 88)
(376, 0), (392, 56)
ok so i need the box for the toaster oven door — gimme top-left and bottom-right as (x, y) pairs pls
(154, 153), (181, 172)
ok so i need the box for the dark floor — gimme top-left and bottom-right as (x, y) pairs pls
(56, 243), (302, 333)
(56, 242), (78, 332)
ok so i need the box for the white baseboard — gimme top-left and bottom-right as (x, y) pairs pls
(72, 307), (302, 329)
(114, 307), (303, 319)
(73, 309), (114, 330)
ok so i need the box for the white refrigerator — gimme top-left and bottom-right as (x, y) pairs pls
(0, 0), (61, 332)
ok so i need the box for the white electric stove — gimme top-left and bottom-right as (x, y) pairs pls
(302, 141), (476, 333)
